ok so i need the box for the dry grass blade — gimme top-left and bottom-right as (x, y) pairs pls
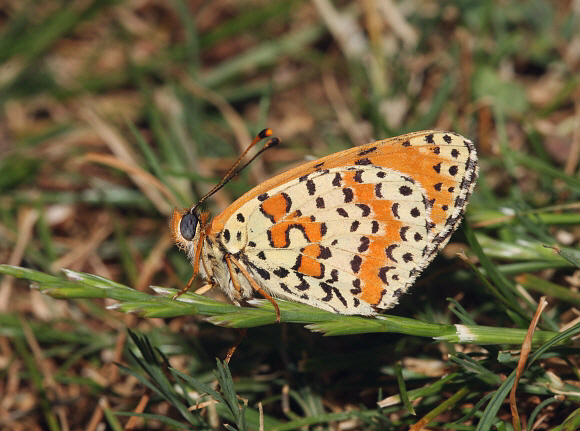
(125, 393), (150, 430)
(81, 153), (178, 210)
(80, 106), (173, 215)
(510, 296), (549, 431)
(2, 1), (579, 429)
(0, 208), (38, 311)
(180, 74), (267, 185)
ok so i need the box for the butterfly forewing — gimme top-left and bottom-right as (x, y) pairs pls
(208, 130), (477, 314)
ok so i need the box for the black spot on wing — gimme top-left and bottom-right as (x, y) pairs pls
(399, 185), (412, 196)
(351, 255), (362, 273)
(248, 262), (270, 280)
(351, 279), (361, 294)
(399, 226), (409, 241)
(327, 269), (339, 283)
(320, 282), (347, 306)
(274, 267), (289, 278)
(356, 204), (371, 217)
(385, 244), (398, 262)
(378, 266), (395, 283)
(319, 246), (332, 259)
(358, 146), (377, 156)
(294, 273), (309, 290)
(306, 179), (316, 195)
(343, 188), (354, 203)
(358, 237), (370, 253)
(392, 203), (400, 219)
(355, 158), (372, 166)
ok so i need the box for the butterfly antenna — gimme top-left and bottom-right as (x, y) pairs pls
(194, 129), (280, 210)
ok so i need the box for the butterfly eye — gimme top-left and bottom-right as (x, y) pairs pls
(180, 212), (198, 241)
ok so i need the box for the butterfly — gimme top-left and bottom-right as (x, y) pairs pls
(171, 129), (478, 322)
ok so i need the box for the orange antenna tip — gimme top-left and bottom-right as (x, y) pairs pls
(258, 128), (273, 139)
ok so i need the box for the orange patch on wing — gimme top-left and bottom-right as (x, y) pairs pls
(295, 254), (324, 278)
(260, 193), (291, 223)
(302, 244), (322, 258)
(354, 200), (404, 305)
(349, 147), (455, 225)
(268, 216), (325, 248)
(358, 236), (402, 305)
(341, 171), (375, 201)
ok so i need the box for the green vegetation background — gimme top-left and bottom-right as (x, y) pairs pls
(1, 1), (580, 430)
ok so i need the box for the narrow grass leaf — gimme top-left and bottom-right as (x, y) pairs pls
(510, 152), (580, 192)
(515, 274), (580, 307)
(170, 368), (225, 405)
(476, 322), (580, 430)
(549, 407), (580, 431)
(115, 412), (197, 430)
(446, 298), (476, 325)
(395, 362), (415, 415)
(449, 353), (502, 385)
(526, 397), (561, 431)
(551, 246), (580, 268)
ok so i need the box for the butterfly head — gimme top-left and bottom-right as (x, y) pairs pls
(171, 207), (201, 251)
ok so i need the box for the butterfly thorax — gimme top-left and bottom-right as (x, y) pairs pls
(196, 212), (256, 303)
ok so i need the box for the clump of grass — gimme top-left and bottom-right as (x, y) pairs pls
(1, 0), (580, 429)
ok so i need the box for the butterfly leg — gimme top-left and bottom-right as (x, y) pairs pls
(194, 283), (214, 295)
(226, 255), (281, 323)
(225, 328), (247, 363)
(172, 228), (207, 300)
(172, 274), (196, 300)
(225, 254), (244, 296)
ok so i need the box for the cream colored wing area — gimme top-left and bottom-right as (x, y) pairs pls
(225, 166), (433, 313)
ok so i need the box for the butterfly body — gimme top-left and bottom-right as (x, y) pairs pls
(172, 130), (478, 315)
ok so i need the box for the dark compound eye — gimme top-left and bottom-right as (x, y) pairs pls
(180, 212), (198, 241)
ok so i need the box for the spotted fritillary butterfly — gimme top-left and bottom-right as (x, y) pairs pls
(171, 130), (478, 320)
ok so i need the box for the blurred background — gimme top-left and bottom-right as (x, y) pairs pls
(1, 0), (580, 429)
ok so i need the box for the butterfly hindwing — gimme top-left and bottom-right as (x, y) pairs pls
(226, 165), (430, 313)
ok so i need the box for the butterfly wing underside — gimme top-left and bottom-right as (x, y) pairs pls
(217, 131), (477, 314)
